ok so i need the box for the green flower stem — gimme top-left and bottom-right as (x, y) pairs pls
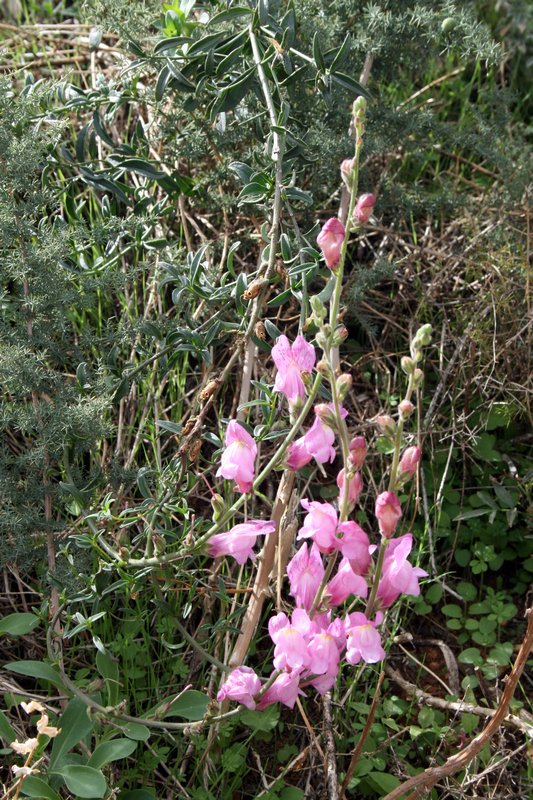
(194, 372), (323, 552)
(365, 371), (416, 618)
(364, 536), (389, 619)
(388, 371), (415, 492)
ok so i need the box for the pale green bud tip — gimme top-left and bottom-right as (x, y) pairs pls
(336, 373), (353, 401)
(310, 295), (327, 320)
(412, 369), (424, 388)
(401, 356), (415, 374)
(353, 97), (367, 116)
(211, 494), (225, 520)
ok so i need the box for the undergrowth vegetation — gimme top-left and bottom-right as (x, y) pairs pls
(1, 1), (532, 799)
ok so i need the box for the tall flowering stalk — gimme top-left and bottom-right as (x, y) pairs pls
(213, 97), (431, 712)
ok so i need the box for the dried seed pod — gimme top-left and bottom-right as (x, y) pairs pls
(254, 321), (266, 340)
(200, 378), (221, 401)
(182, 419), (195, 437)
(189, 438), (202, 461)
(243, 278), (268, 300)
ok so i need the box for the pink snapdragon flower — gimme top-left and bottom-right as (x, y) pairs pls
(287, 404), (347, 470)
(317, 218), (345, 270)
(375, 491), (402, 538)
(334, 520), (372, 573)
(399, 446), (422, 478)
(216, 421), (257, 493)
(337, 468), (363, 508)
(287, 542), (325, 611)
(353, 193), (376, 224)
(348, 436), (367, 470)
(327, 558), (368, 606)
(306, 619), (344, 679)
(269, 609), (313, 671)
(286, 435), (313, 470)
(272, 335), (315, 403)
(298, 499), (339, 553)
(217, 666), (261, 709)
(377, 534), (428, 609)
(345, 612), (386, 664)
(209, 520), (276, 564)
(257, 670), (304, 710)
(303, 415), (336, 464)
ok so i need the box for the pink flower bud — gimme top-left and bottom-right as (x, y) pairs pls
(376, 415), (395, 434)
(398, 400), (415, 419)
(375, 491), (402, 538)
(314, 403), (337, 428)
(348, 436), (367, 470)
(337, 468), (363, 508)
(340, 158), (356, 188)
(317, 218), (345, 270)
(399, 446), (421, 477)
(353, 193), (376, 224)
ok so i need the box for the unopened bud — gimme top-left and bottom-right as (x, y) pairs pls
(401, 356), (415, 375)
(412, 368), (424, 388)
(353, 193), (376, 225)
(412, 324), (432, 352)
(398, 400), (415, 419)
(332, 325), (349, 346)
(353, 96), (367, 124)
(399, 446), (422, 478)
(316, 330), (330, 351)
(310, 295), (327, 320)
(348, 436), (367, 470)
(375, 491), (402, 538)
(243, 278), (268, 300)
(376, 414), (396, 434)
(336, 373), (353, 401)
(315, 403), (337, 428)
(211, 493), (225, 521)
(316, 359), (331, 376)
(341, 158), (356, 189)
(88, 27), (102, 51)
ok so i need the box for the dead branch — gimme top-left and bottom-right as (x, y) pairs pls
(382, 608), (533, 800)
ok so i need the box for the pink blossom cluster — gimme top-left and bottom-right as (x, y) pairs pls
(214, 335), (427, 710)
(215, 496), (427, 708)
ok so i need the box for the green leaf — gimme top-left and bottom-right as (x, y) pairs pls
(487, 642), (513, 665)
(0, 709), (16, 743)
(458, 647), (483, 666)
(152, 690), (209, 720)
(88, 738), (137, 768)
(456, 581), (477, 602)
(20, 776), (61, 800)
(280, 788), (305, 800)
(49, 698), (94, 771)
(120, 792), (156, 800)
(122, 722), (150, 741)
(211, 69), (255, 115)
(364, 772), (401, 794)
(54, 766), (107, 799)
(241, 704), (279, 732)
(417, 707), (435, 728)
(424, 583), (443, 604)
(453, 508), (489, 521)
(330, 71), (371, 100)
(441, 604), (463, 618)
(0, 613), (40, 636)
(5, 661), (64, 688)
(208, 6), (253, 24)
(312, 33), (325, 71)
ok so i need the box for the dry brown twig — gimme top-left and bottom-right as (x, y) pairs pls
(381, 607), (533, 800)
